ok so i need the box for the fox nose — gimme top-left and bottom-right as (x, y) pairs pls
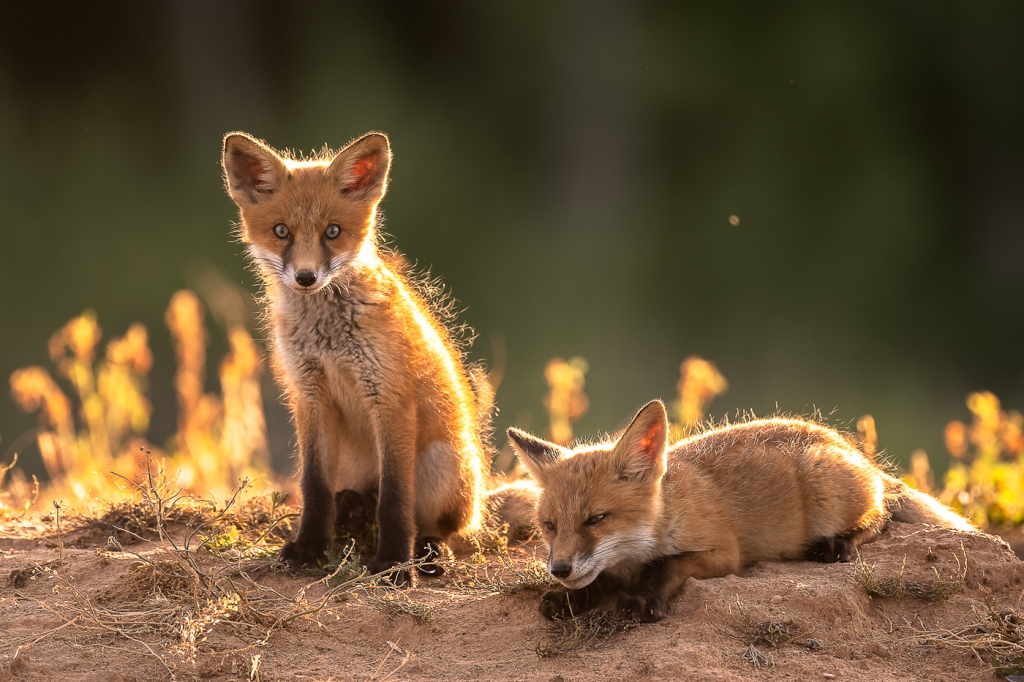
(295, 270), (317, 287)
(549, 562), (573, 579)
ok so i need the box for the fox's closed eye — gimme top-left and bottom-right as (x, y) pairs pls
(585, 514), (606, 526)
(543, 521), (556, 532)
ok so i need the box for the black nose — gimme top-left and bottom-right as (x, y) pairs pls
(295, 271), (317, 287)
(549, 562), (572, 579)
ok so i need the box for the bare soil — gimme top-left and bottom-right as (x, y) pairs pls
(2, 520), (1021, 681)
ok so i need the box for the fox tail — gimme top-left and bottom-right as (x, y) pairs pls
(882, 474), (975, 532)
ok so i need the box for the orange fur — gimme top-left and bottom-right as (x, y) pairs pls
(510, 400), (974, 621)
(222, 131), (489, 579)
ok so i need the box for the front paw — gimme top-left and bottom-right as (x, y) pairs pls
(539, 588), (575, 620)
(617, 593), (666, 623)
(415, 537), (448, 577)
(369, 558), (411, 587)
(279, 538), (329, 568)
(806, 536), (854, 563)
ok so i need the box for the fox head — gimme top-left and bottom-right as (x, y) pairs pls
(221, 131), (391, 294)
(508, 400), (669, 589)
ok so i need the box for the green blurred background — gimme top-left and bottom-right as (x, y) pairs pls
(2, 2), (1022, 480)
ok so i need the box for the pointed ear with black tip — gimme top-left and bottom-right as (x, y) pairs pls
(222, 132), (288, 206)
(612, 401), (669, 482)
(507, 428), (567, 483)
(327, 132), (392, 203)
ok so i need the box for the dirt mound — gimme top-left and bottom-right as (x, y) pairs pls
(2, 522), (1022, 681)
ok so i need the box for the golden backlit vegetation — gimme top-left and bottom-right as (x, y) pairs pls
(543, 356), (590, 445)
(911, 391), (1024, 528)
(3, 289), (279, 518)
(541, 354), (729, 446)
(670, 356), (729, 439)
(1, 289), (1020, 539)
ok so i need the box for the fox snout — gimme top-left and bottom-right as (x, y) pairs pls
(280, 256), (337, 294)
(295, 270), (318, 288)
(282, 262), (330, 294)
(548, 560), (573, 579)
(547, 553), (600, 588)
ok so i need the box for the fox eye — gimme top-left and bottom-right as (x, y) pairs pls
(273, 224), (289, 239)
(325, 224), (341, 239)
(585, 514), (606, 526)
(543, 521), (556, 532)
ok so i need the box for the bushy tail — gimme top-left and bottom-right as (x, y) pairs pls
(468, 365), (496, 437)
(882, 474), (975, 532)
(465, 364), (540, 540)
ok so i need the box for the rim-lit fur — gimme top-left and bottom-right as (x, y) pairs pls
(222, 131), (489, 575)
(511, 400), (974, 621)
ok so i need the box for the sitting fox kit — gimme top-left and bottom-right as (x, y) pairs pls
(509, 400), (973, 622)
(222, 131), (487, 578)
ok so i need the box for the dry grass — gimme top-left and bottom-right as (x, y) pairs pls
(535, 609), (640, 658)
(908, 586), (1024, 676)
(705, 597), (821, 667)
(740, 644), (775, 669)
(359, 587), (439, 623)
(445, 522), (556, 596)
(3, 457), (422, 677)
(853, 543), (967, 601)
(1, 454), (558, 677)
(706, 598), (815, 650)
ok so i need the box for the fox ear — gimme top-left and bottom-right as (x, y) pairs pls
(507, 428), (566, 482)
(613, 401), (669, 482)
(328, 132), (392, 203)
(222, 132), (288, 206)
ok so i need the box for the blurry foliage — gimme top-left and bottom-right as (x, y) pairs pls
(898, 391), (1024, 528)
(2, 287), (1017, 540)
(543, 356), (589, 445)
(919, 392), (1024, 529)
(670, 356), (728, 439)
(3, 288), (278, 514)
(856, 414), (878, 459)
(543, 353), (728, 446)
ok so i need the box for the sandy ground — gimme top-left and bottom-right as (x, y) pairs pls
(1, 520), (1021, 682)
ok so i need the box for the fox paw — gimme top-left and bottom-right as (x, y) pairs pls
(616, 594), (666, 623)
(539, 588), (575, 620)
(806, 537), (855, 563)
(279, 539), (329, 568)
(415, 537), (448, 577)
(369, 559), (411, 587)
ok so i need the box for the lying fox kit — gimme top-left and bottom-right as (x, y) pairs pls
(509, 400), (973, 622)
(222, 131), (489, 581)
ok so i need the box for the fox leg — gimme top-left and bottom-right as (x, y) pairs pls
(539, 574), (619, 620)
(369, 413), (418, 585)
(617, 546), (741, 623)
(413, 441), (475, 577)
(280, 398), (335, 568)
